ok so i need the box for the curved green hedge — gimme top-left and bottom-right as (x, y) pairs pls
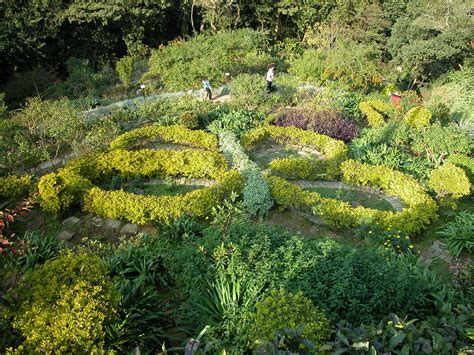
(109, 124), (219, 151)
(83, 171), (244, 225)
(267, 160), (437, 234)
(38, 126), (243, 222)
(241, 125), (348, 180)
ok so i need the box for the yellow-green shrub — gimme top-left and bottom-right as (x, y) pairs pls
(38, 148), (228, 215)
(109, 124), (218, 151)
(403, 106), (432, 127)
(0, 175), (33, 199)
(82, 171), (244, 224)
(95, 149), (227, 180)
(242, 125), (348, 180)
(267, 160), (438, 234)
(38, 169), (93, 214)
(428, 163), (471, 198)
(446, 154), (474, 184)
(252, 289), (332, 349)
(12, 252), (116, 353)
(358, 100), (392, 127)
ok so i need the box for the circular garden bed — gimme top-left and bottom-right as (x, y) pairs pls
(38, 125), (243, 224)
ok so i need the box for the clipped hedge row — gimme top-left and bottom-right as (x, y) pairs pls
(109, 124), (219, 151)
(94, 149), (227, 180)
(0, 175), (34, 199)
(38, 148), (228, 214)
(267, 160), (437, 234)
(359, 100), (393, 127)
(83, 171), (244, 225)
(241, 125), (348, 180)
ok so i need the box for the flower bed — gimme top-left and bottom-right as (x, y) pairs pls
(267, 160), (437, 234)
(241, 125), (348, 180)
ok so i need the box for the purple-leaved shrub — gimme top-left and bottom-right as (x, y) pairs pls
(273, 108), (358, 142)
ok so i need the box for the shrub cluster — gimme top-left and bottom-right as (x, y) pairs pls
(266, 160), (437, 234)
(143, 29), (273, 90)
(403, 106), (432, 127)
(0, 175), (33, 200)
(11, 252), (116, 353)
(428, 163), (471, 198)
(446, 153), (474, 184)
(358, 100), (393, 127)
(242, 125), (348, 180)
(219, 131), (273, 217)
(272, 108), (358, 142)
(109, 124), (218, 151)
(252, 289), (332, 349)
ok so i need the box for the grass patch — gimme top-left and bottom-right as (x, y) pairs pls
(248, 145), (301, 168)
(304, 187), (396, 212)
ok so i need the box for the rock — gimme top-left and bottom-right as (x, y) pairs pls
(105, 219), (121, 233)
(91, 216), (104, 227)
(58, 230), (74, 241)
(120, 223), (139, 236)
(140, 225), (157, 235)
(62, 216), (81, 228)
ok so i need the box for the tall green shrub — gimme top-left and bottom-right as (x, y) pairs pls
(116, 55), (135, 88)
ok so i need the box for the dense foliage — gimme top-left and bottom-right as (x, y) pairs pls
(272, 108), (358, 142)
(1, 6), (473, 353)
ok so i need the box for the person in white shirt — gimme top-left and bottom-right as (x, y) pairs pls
(202, 78), (212, 100)
(266, 64), (276, 93)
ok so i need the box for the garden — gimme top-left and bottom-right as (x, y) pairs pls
(1, 2), (473, 353)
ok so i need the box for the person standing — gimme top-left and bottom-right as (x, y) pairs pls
(202, 78), (212, 100)
(266, 64), (276, 93)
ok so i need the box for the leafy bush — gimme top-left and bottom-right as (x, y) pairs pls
(229, 73), (296, 111)
(11, 252), (116, 353)
(0, 175), (33, 200)
(38, 168), (93, 214)
(72, 119), (121, 156)
(144, 29), (273, 90)
(428, 163), (471, 198)
(289, 42), (383, 92)
(109, 124), (219, 151)
(252, 289), (332, 349)
(437, 210), (474, 257)
(403, 106), (432, 127)
(427, 68), (474, 122)
(206, 107), (265, 136)
(358, 99), (393, 127)
(272, 108), (358, 142)
(219, 131), (273, 217)
(446, 153), (474, 183)
(242, 125), (348, 180)
(115, 55), (135, 88)
(411, 123), (472, 166)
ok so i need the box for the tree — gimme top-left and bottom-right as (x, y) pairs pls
(388, 0), (474, 86)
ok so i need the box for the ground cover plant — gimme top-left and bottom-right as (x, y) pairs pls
(1, 10), (473, 354)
